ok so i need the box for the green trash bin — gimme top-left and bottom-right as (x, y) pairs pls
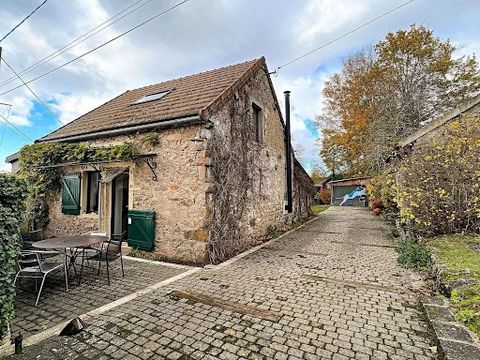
(127, 210), (155, 251)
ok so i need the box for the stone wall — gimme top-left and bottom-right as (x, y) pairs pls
(45, 124), (210, 265)
(45, 164), (100, 238)
(204, 65), (289, 263)
(293, 158), (315, 221)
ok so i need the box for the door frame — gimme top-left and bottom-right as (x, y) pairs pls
(110, 171), (129, 236)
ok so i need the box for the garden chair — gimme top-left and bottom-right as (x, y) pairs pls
(88, 231), (126, 285)
(14, 250), (66, 306)
(77, 231), (107, 283)
(20, 232), (59, 259)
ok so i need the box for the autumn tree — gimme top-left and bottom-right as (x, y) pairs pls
(318, 50), (376, 174)
(310, 166), (328, 183)
(318, 25), (480, 175)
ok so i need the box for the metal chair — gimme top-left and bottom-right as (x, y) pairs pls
(77, 231), (107, 284)
(89, 231), (126, 285)
(14, 250), (66, 306)
(22, 230), (59, 259)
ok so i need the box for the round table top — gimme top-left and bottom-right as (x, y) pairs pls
(32, 234), (108, 249)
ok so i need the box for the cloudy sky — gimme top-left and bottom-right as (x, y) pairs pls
(0, 0), (478, 173)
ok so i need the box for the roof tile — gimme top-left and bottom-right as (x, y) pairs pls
(40, 58), (263, 141)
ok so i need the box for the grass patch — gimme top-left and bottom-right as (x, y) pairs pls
(429, 234), (480, 337)
(311, 204), (329, 215)
(395, 239), (430, 269)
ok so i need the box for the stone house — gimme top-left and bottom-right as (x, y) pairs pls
(15, 58), (313, 265)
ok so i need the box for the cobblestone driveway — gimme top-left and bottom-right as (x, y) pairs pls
(9, 207), (436, 359)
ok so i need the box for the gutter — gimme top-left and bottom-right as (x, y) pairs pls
(37, 115), (203, 143)
(5, 151), (19, 163)
(399, 93), (480, 147)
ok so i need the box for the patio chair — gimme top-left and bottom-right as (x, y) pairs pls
(21, 232), (34, 249)
(77, 231), (107, 283)
(20, 232), (59, 259)
(88, 231), (126, 285)
(14, 250), (66, 306)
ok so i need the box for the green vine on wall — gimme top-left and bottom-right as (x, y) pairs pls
(19, 142), (135, 230)
(0, 174), (27, 340)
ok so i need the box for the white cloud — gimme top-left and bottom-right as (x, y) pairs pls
(0, 162), (12, 173)
(2, 96), (34, 126)
(294, 0), (370, 45)
(273, 70), (331, 172)
(51, 93), (111, 125)
(0, 0), (479, 173)
(453, 38), (480, 59)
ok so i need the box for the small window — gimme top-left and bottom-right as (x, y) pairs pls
(132, 90), (171, 105)
(253, 103), (263, 143)
(86, 172), (100, 213)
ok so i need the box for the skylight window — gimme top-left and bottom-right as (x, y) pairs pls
(132, 90), (171, 105)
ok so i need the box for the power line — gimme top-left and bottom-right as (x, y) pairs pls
(0, 0), (157, 89)
(0, 0), (48, 43)
(2, 56), (64, 126)
(0, 122), (6, 148)
(0, 0), (190, 96)
(0, 105), (11, 148)
(274, 0), (416, 72)
(0, 112), (33, 143)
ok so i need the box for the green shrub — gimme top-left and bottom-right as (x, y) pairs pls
(0, 174), (27, 340)
(396, 118), (480, 236)
(266, 225), (282, 239)
(395, 240), (430, 269)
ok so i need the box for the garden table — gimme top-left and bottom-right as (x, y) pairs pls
(33, 234), (108, 290)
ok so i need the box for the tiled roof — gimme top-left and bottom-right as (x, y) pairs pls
(39, 58), (264, 141)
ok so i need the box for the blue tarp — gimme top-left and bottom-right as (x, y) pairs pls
(340, 188), (366, 206)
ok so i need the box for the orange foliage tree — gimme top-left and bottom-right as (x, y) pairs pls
(318, 25), (480, 176)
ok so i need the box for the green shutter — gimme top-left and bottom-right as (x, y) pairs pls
(62, 173), (81, 215)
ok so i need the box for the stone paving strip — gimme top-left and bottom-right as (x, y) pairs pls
(302, 274), (406, 294)
(260, 246), (327, 257)
(0, 259), (200, 357)
(7, 207), (437, 359)
(329, 240), (396, 249)
(10, 258), (188, 340)
(169, 290), (283, 322)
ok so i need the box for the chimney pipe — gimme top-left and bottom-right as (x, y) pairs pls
(284, 90), (293, 213)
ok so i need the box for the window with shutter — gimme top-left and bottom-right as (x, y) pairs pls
(62, 173), (81, 215)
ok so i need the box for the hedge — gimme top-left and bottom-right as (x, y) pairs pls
(0, 174), (27, 340)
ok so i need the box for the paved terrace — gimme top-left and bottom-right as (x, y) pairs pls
(8, 207), (436, 359)
(11, 257), (187, 340)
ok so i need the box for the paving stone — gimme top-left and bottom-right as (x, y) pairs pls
(7, 208), (436, 360)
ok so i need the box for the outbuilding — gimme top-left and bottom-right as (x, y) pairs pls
(329, 176), (370, 206)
